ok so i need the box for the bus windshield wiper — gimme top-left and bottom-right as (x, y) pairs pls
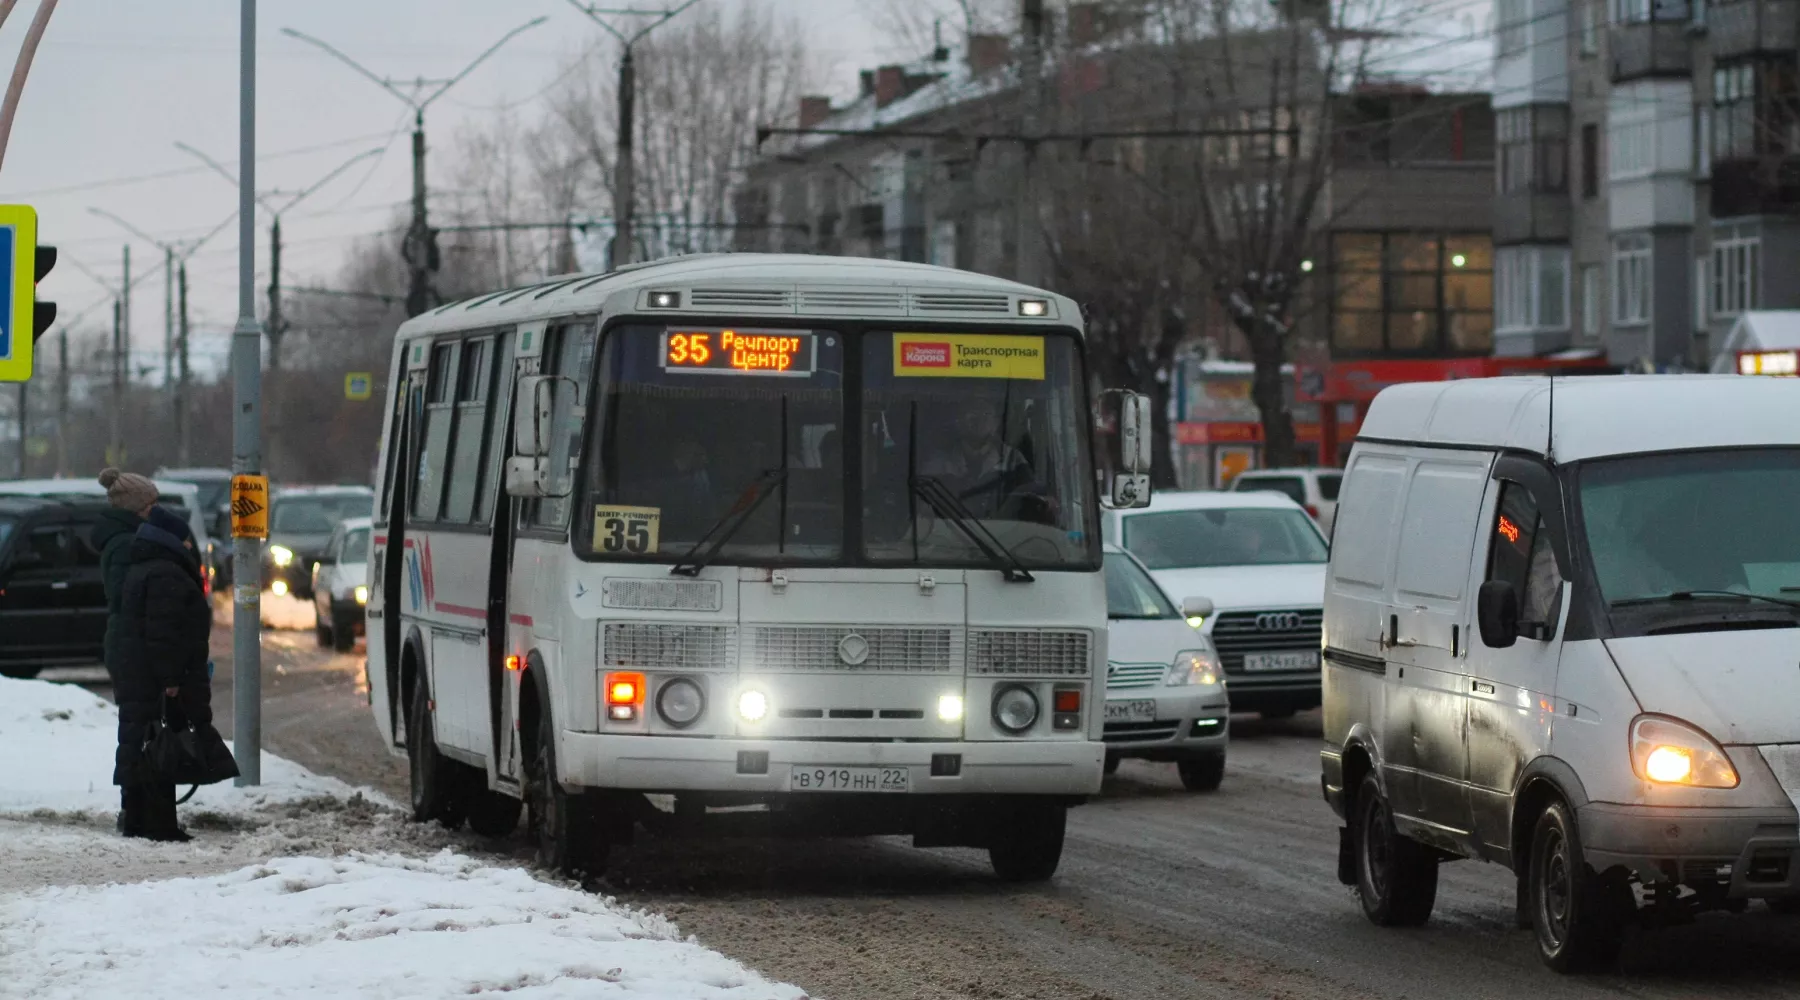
(1612, 590), (1800, 610)
(911, 474), (1034, 583)
(670, 467), (787, 577)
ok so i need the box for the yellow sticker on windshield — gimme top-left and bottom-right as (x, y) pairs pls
(894, 334), (1045, 380)
(593, 505), (661, 556)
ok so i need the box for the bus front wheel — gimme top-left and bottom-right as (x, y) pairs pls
(987, 800), (1067, 882)
(527, 711), (605, 877)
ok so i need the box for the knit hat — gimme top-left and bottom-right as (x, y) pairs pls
(146, 504), (192, 542)
(98, 467), (158, 514)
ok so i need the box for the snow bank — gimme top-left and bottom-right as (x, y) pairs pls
(1, 850), (807, 1000)
(0, 675), (385, 818)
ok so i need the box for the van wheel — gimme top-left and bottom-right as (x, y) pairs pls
(331, 611), (356, 653)
(462, 768), (523, 838)
(314, 616), (333, 648)
(1353, 774), (1437, 926)
(1528, 800), (1628, 972)
(1177, 752), (1226, 792)
(527, 710), (604, 876)
(407, 678), (465, 829)
(987, 801), (1067, 882)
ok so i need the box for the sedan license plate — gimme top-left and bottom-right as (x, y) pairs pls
(789, 766), (910, 793)
(1242, 650), (1321, 672)
(1104, 699), (1157, 723)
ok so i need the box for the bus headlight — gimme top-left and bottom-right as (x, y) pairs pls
(737, 689), (768, 723)
(657, 678), (705, 728)
(937, 694), (964, 722)
(992, 686), (1039, 734)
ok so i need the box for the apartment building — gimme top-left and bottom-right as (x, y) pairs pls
(1494, 0), (1800, 367)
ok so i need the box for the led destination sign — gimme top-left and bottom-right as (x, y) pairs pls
(661, 328), (816, 376)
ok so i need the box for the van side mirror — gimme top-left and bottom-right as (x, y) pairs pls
(1101, 389), (1153, 509)
(1477, 580), (1520, 649)
(1181, 596), (1214, 623)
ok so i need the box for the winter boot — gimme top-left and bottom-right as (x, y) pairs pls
(143, 782), (192, 843)
(119, 785), (151, 838)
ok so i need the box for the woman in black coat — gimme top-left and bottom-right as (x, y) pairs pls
(114, 505), (215, 841)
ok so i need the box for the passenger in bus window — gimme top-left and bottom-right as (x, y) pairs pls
(922, 401), (1046, 521)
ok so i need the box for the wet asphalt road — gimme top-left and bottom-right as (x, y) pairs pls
(58, 620), (1800, 1000)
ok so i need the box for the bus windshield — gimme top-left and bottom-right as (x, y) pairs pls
(576, 325), (1096, 570)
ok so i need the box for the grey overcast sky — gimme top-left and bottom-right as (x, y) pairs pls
(0, 1), (908, 375)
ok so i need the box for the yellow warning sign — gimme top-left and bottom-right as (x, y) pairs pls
(230, 474), (270, 539)
(893, 334), (1045, 380)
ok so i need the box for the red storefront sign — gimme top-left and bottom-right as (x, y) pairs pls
(1296, 356), (1612, 404)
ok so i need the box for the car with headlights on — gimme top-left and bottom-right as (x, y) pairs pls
(311, 516), (371, 652)
(1102, 544), (1229, 790)
(264, 486), (373, 600)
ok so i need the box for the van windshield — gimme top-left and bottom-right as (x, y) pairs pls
(1577, 447), (1800, 607)
(1122, 508), (1329, 569)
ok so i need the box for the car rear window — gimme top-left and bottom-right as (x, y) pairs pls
(1235, 475), (1305, 506)
(1317, 473), (1342, 501)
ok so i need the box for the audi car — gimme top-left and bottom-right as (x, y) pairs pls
(1100, 491), (1327, 719)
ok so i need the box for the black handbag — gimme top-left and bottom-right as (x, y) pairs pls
(141, 695), (241, 793)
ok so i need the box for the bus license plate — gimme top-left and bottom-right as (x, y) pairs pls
(789, 766), (910, 793)
(1104, 700), (1156, 722)
(1242, 651), (1321, 672)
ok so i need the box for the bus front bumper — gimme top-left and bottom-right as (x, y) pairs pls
(562, 732), (1105, 797)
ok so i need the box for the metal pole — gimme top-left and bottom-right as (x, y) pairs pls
(232, 0), (263, 786)
(405, 111), (430, 316)
(0, 0), (59, 174)
(163, 245), (173, 388)
(109, 297), (121, 466)
(55, 328), (66, 477)
(15, 380), (25, 478)
(267, 216), (282, 370)
(1015, 0), (1044, 288)
(613, 47), (635, 269)
(120, 244), (130, 464)
(177, 262), (190, 466)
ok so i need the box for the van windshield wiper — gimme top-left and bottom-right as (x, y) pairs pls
(669, 468), (787, 577)
(911, 475), (1034, 583)
(1612, 590), (1800, 610)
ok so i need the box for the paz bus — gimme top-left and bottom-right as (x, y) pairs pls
(365, 253), (1153, 880)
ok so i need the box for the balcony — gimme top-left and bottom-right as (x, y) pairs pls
(1610, 22), (1693, 81)
(1710, 0), (1800, 58)
(1494, 192), (1573, 244)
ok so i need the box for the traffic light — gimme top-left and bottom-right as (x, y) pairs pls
(0, 203), (53, 382)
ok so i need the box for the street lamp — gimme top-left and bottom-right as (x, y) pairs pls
(279, 17), (547, 315)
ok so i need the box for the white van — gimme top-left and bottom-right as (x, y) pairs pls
(1320, 375), (1800, 972)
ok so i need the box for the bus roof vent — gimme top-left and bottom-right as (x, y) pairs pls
(910, 292), (1013, 316)
(602, 577), (724, 612)
(685, 287), (795, 313)
(797, 288), (907, 316)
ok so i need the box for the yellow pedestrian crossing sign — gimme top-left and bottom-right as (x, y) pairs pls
(345, 372), (373, 400)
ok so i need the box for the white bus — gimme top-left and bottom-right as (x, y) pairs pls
(365, 254), (1153, 880)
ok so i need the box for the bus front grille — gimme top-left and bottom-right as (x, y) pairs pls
(748, 626), (959, 673)
(603, 623), (738, 671)
(969, 629), (1092, 677)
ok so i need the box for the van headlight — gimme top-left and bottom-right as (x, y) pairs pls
(1166, 649), (1222, 687)
(353, 585), (369, 605)
(1631, 715), (1739, 788)
(269, 544), (295, 568)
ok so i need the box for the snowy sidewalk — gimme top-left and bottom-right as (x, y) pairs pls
(0, 676), (806, 999)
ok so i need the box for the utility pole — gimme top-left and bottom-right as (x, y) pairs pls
(55, 329), (66, 477)
(232, 0), (263, 787)
(162, 245), (173, 386)
(565, 1), (702, 270)
(177, 262), (190, 466)
(15, 381), (25, 478)
(280, 17), (546, 315)
(109, 297), (121, 466)
(267, 215), (282, 369)
(1016, 0), (1046, 289)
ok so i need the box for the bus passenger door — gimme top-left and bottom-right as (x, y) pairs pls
(370, 346), (424, 750)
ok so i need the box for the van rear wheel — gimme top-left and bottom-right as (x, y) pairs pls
(1529, 800), (1628, 972)
(1353, 774), (1437, 926)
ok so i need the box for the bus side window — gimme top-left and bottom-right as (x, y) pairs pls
(529, 322), (597, 532)
(412, 343), (458, 522)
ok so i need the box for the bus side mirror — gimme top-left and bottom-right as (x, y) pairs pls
(514, 375), (556, 458)
(1102, 390), (1153, 509)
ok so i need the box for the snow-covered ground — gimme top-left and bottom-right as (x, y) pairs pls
(0, 677), (805, 999)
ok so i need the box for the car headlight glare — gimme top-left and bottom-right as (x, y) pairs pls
(656, 678), (705, 728)
(737, 689), (768, 723)
(992, 686), (1039, 734)
(1631, 715), (1739, 788)
(269, 579), (289, 598)
(354, 585), (369, 605)
(269, 545), (295, 568)
(1166, 649), (1222, 687)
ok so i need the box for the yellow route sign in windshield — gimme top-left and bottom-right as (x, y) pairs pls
(893, 334), (1045, 380)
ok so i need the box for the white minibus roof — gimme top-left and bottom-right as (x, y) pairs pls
(1358, 374), (1800, 461)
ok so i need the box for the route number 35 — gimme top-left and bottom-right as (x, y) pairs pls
(591, 505), (662, 555)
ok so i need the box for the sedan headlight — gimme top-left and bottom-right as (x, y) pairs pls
(1631, 715), (1739, 788)
(269, 544), (295, 568)
(353, 585), (369, 605)
(1165, 649), (1222, 687)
